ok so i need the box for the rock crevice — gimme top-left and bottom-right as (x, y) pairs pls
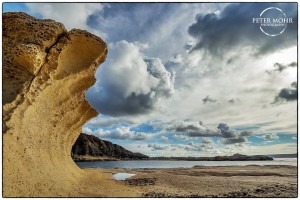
(3, 12), (107, 197)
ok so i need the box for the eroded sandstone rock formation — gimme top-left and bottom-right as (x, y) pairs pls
(3, 12), (107, 197)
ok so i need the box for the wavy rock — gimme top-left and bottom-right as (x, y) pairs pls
(3, 12), (107, 197)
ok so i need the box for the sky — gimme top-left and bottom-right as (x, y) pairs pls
(3, 2), (298, 157)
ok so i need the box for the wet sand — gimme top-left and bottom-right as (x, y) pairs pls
(84, 165), (297, 197)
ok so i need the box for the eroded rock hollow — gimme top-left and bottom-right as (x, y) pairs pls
(3, 12), (107, 197)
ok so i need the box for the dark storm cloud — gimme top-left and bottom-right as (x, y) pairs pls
(202, 96), (217, 103)
(188, 3), (297, 56)
(273, 82), (297, 103)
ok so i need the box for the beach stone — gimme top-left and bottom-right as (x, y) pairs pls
(3, 12), (107, 197)
(124, 178), (157, 186)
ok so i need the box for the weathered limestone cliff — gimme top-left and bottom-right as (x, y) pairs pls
(3, 12), (107, 196)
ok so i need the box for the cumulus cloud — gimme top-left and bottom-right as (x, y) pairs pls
(86, 116), (134, 128)
(87, 40), (175, 116)
(160, 136), (169, 142)
(202, 96), (217, 103)
(173, 134), (188, 141)
(184, 146), (203, 152)
(185, 141), (214, 151)
(261, 133), (279, 140)
(201, 138), (213, 144)
(26, 3), (106, 37)
(82, 127), (93, 135)
(165, 120), (220, 137)
(96, 126), (149, 141)
(148, 144), (168, 151)
(273, 82), (297, 103)
(153, 120), (253, 145)
(217, 123), (238, 138)
(188, 3), (297, 56)
(240, 131), (253, 137)
(217, 123), (253, 144)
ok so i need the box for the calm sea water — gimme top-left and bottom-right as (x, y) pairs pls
(75, 158), (297, 169)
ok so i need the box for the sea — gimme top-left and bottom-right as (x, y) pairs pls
(75, 158), (297, 169)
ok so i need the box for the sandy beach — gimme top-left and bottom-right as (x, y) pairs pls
(72, 165), (297, 197)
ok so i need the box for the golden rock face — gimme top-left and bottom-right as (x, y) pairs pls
(3, 12), (107, 197)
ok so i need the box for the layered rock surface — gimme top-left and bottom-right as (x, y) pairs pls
(72, 133), (149, 161)
(3, 12), (107, 197)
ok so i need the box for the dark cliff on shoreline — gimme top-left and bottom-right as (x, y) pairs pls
(72, 133), (149, 161)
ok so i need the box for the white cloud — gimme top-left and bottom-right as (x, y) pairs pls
(148, 143), (169, 151)
(82, 127), (93, 135)
(167, 47), (297, 134)
(86, 115), (134, 128)
(160, 136), (169, 142)
(25, 3), (107, 38)
(164, 120), (220, 137)
(201, 138), (213, 144)
(260, 133), (279, 140)
(141, 3), (228, 62)
(173, 134), (188, 141)
(246, 143), (297, 155)
(86, 40), (175, 116)
(95, 126), (150, 141)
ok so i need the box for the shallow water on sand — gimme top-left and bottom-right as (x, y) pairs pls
(112, 173), (136, 180)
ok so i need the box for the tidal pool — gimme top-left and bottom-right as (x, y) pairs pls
(112, 173), (136, 180)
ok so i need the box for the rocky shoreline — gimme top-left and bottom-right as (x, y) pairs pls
(105, 165), (297, 198)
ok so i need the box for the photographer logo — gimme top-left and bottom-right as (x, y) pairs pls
(252, 7), (293, 36)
